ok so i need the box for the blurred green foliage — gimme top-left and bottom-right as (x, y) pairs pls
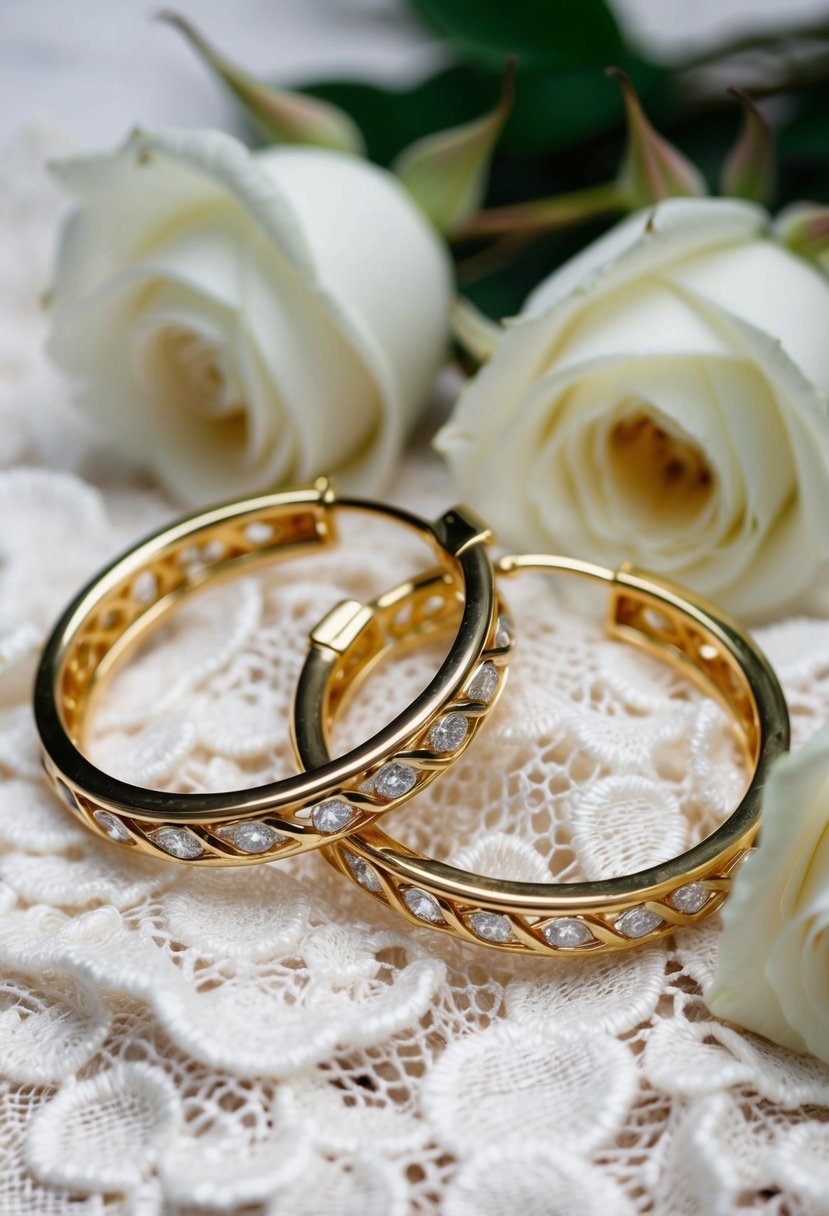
(295, 0), (829, 314)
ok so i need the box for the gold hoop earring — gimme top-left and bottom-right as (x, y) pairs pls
(35, 480), (509, 864)
(297, 554), (790, 954)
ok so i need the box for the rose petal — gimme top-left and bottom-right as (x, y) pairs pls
(709, 721), (829, 1051)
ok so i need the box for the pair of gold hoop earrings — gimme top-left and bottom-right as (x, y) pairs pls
(35, 479), (790, 956)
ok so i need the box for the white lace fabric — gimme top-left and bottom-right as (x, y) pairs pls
(1, 122), (829, 1216)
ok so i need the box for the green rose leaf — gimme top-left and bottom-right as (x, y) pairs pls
(409, 0), (626, 67)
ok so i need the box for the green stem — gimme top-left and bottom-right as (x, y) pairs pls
(456, 232), (535, 284)
(453, 180), (624, 242)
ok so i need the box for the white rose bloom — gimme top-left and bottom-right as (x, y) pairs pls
(48, 128), (451, 504)
(436, 198), (829, 617)
(708, 722), (829, 1062)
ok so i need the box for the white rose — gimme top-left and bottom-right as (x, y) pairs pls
(48, 127), (451, 504)
(708, 721), (829, 1062)
(436, 199), (829, 618)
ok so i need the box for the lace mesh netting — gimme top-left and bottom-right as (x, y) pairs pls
(1, 122), (829, 1215)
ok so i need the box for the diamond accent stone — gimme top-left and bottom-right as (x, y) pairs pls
(670, 882), (710, 914)
(92, 809), (131, 843)
(200, 539), (226, 563)
(179, 544), (201, 568)
(152, 827), (204, 860)
(428, 713), (469, 754)
(131, 571), (158, 604)
(344, 850), (381, 893)
(217, 821), (279, 854)
(615, 906), (662, 939)
(495, 614), (512, 648)
(311, 800), (354, 834)
(543, 918), (593, 949)
(403, 888), (443, 923)
(245, 521), (274, 545)
(374, 762), (417, 801)
(468, 661), (498, 702)
(469, 911), (513, 943)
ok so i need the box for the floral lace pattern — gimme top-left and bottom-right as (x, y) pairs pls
(1, 122), (829, 1215)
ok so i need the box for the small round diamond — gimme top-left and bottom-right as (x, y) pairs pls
(245, 521), (274, 545)
(374, 762), (418, 801)
(200, 539), (226, 562)
(152, 827), (204, 860)
(92, 809), (131, 844)
(469, 911), (513, 943)
(131, 571), (158, 604)
(312, 800), (355, 834)
(495, 615), (512, 648)
(428, 713), (469, 754)
(669, 882), (710, 914)
(543, 918), (593, 949)
(179, 544), (201, 568)
(468, 661), (499, 702)
(344, 851), (381, 893)
(403, 888), (443, 923)
(615, 906), (662, 939)
(217, 821), (279, 854)
(179, 542), (222, 573)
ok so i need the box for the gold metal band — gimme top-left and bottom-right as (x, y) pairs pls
(299, 554), (791, 954)
(35, 480), (509, 863)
